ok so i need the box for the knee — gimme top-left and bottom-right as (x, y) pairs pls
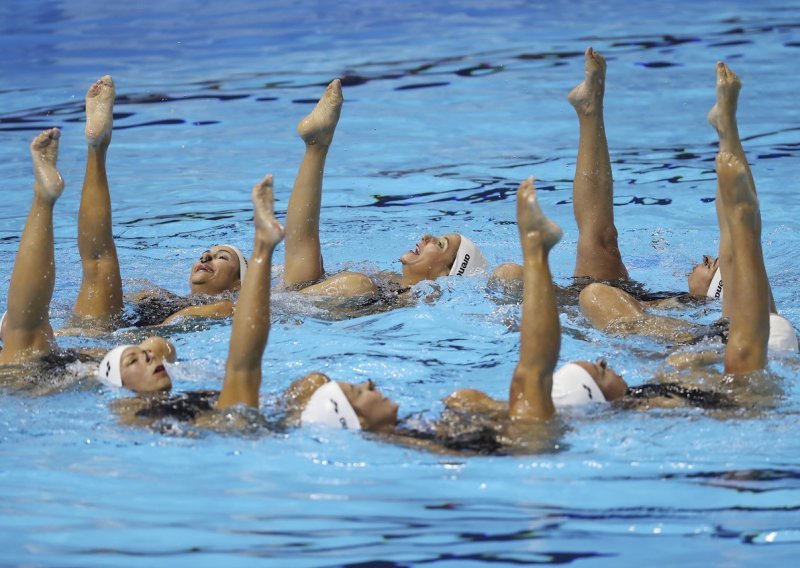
(335, 272), (377, 297)
(579, 283), (643, 329)
(301, 271), (377, 298)
(578, 282), (610, 310)
(491, 263), (524, 283)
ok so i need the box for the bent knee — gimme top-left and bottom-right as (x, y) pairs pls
(491, 263), (524, 283)
(579, 283), (643, 329)
(300, 271), (377, 298)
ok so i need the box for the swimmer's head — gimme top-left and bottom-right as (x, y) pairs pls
(400, 233), (487, 286)
(97, 336), (175, 393)
(299, 374), (398, 432)
(688, 255), (720, 298)
(553, 360), (627, 405)
(189, 244), (246, 296)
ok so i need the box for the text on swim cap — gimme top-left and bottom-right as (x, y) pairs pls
(330, 398), (348, 429)
(456, 254), (471, 276)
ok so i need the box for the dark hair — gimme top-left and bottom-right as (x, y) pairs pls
(625, 382), (736, 410)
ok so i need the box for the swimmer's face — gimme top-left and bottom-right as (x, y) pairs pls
(339, 379), (399, 433)
(400, 233), (461, 286)
(575, 359), (627, 402)
(119, 341), (173, 393)
(687, 255), (718, 297)
(190, 245), (241, 295)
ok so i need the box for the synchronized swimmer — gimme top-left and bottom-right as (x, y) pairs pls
(0, 47), (797, 453)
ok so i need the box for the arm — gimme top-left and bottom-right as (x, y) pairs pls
(217, 175), (284, 409)
(665, 350), (723, 369)
(158, 300), (234, 326)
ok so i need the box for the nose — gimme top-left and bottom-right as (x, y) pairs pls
(199, 252), (211, 263)
(421, 235), (433, 243)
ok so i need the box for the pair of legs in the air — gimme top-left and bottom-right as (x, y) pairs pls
(1, 77), (164, 366)
(0, 115), (284, 406)
(579, 58), (786, 349)
(1, 75), (241, 369)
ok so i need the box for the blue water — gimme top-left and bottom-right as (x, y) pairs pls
(3, 0), (800, 565)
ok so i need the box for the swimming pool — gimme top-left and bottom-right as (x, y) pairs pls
(3, 0), (800, 565)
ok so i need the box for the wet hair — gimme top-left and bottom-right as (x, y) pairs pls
(624, 382), (736, 410)
(40, 348), (96, 373)
(679, 319), (729, 346)
(392, 420), (505, 455)
(135, 390), (219, 422)
(391, 410), (507, 455)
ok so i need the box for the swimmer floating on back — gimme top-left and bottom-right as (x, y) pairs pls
(72, 75), (251, 328)
(99, 174), (284, 421)
(280, 80), (488, 304)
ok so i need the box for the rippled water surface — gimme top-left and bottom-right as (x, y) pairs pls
(3, 0), (800, 565)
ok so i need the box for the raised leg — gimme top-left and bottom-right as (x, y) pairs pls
(0, 129), (64, 364)
(708, 62), (776, 315)
(715, 152), (769, 374)
(72, 76), (124, 326)
(569, 47), (628, 280)
(217, 175), (285, 409)
(283, 79), (343, 286)
(508, 178), (563, 421)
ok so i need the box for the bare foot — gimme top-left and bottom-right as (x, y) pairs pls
(30, 129), (65, 201)
(716, 151), (756, 212)
(517, 177), (563, 252)
(252, 174), (285, 247)
(707, 62), (741, 137)
(85, 75), (115, 147)
(567, 47), (606, 116)
(296, 79), (343, 147)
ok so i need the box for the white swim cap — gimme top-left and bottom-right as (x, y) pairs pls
(97, 345), (134, 388)
(449, 235), (488, 277)
(769, 313), (799, 353)
(301, 381), (362, 430)
(552, 363), (606, 406)
(706, 267), (723, 300)
(220, 244), (247, 283)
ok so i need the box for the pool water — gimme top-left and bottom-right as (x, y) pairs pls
(3, 0), (800, 565)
